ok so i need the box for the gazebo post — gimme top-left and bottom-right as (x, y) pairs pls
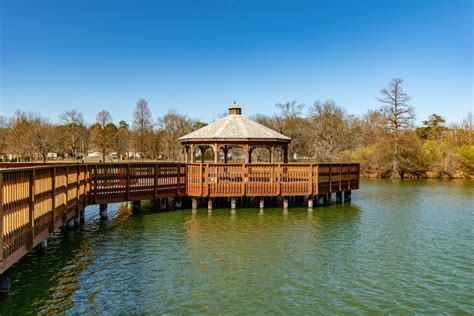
(244, 145), (250, 163)
(270, 146), (275, 163)
(183, 146), (188, 163)
(223, 146), (228, 163)
(214, 143), (218, 163)
(283, 145), (289, 163)
(199, 146), (206, 163)
(190, 144), (194, 163)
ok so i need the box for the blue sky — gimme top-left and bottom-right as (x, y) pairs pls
(0, 0), (472, 125)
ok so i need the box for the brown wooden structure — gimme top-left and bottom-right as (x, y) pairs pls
(0, 161), (359, 278)
(179, 103), (291, 163)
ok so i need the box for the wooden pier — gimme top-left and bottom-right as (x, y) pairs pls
(0, 162), (359, 278)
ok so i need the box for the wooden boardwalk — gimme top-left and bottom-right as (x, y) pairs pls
(0, 162), (359, 275)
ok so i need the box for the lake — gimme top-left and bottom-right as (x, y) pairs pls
(0, 180), (472, 314)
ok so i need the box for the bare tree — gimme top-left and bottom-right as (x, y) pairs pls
(30, 117), (57, 162)
(58, 109), (87, 159)
(309, 100), (356, 161)
(6, 111), (32, 161)
(132, 99), (153, 160)
(116, 120), (130, 160)
(275, 101), (312, 160)
(90, 110), (117, 161)
(0, 116), (9, 159)
(156, 110), (195, 161)
(377, 78), (415, 178)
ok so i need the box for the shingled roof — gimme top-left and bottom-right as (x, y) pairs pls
(179, 102), (291, 142)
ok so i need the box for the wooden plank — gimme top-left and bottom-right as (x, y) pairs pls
(0, 172), (3, 264)
(64, 166), (68, 224)
(154, 164), (158, 198)
(176, 163), (181, 195)
(76, 165), (80, 215)
(50, 167), (56, 233)
(127, 164), (131, 201)
(28, 169), (35, 250)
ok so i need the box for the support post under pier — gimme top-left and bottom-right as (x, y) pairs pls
(80, 209), (85, 224)
(344, 190), (352, 202)
(231, 198), (237, 210)
(99, 204), (108, 220)
(0, 273), (10, 294)
(36, 239), (48, 254)
(336, 192), (343, 204)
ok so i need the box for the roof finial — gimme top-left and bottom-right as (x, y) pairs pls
(229, 101), (242, 115)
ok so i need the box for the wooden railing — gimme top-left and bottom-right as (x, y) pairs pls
(0, 162), (185, 273)
(0, 162), (358, 273)
(186, 163), (359, 197)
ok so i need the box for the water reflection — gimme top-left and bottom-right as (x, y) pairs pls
(0, 180), (472, 314)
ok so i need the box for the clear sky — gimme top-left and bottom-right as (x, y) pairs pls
(0, 0), (472, 125)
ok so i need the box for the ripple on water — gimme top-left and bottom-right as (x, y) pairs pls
(0, 180), (473, 314)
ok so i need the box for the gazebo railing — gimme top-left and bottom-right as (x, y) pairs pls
(186, 163), (360, 197)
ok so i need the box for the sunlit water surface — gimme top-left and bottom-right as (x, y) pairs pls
(0, 180), (473, 314)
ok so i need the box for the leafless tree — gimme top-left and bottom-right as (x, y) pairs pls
(58, 109), (87, 159)
(309, 100), (356, 161)
(156, 110), (195, 161)
(0, 116), (9, 159)
(377, 78), (415, 178)
(116, 120), (130, 160)
(90, 110), (117, 161)
(29, 118), (57, 162)
(132, 98), (153, 159)
(6, 111), (32, 161)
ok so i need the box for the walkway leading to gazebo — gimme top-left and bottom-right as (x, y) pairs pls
(0, 102), (360, 291)
(0, 161), (359, 285)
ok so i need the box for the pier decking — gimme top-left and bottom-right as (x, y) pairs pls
(0, 162), (359, 275)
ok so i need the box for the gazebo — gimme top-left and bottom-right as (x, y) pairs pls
(179, 102), (291, 163)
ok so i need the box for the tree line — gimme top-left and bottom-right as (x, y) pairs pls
(0, 79), (472, 179)
(0, 98), (205, 163)
(253, 79), (473, 179)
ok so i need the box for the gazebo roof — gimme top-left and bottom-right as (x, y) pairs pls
(179, 103), (291, 143)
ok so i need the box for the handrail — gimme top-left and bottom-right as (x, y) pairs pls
(0, 162), (359, 274)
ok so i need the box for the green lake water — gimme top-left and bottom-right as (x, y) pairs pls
(0, 180), (473, 314)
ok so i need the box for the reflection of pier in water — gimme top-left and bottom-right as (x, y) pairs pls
(184, 206), (362, 305)
(185, 205), (362, 262)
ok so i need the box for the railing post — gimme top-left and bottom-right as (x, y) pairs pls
(277, 163), (281, 196)
(64, 166), (68, 224)
(0, 172), (3, 264)
(76, 166), (80, 216)
(315, 164), (319, 195)
(28, 169), (35, 250)
(339, 163), (342, 192)
(205, 164), (209, 196)
(93, 165), (97, 204)
(50, 167), (56, 232)
(176, 163), (181, 196)
(329, 164), (332, 193)
(199, 164), (203, 197)
(308, 163), (313, 195)
(347, 164), (350, 190)
(241, 164), (246, 196)
(126, 164), (130, 201)
(154, 164), (158, 198)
